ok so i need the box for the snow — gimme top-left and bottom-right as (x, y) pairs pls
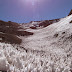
(31, 21), (39, 25)
(20, 15), (72, 51)
(0, 15), (72, 72)
(0, 42), (72, 72)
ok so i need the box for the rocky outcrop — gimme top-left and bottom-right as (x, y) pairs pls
(0, 20), (33, 44)
(68, 9), (72, 16)
(39, 19), (60, 27)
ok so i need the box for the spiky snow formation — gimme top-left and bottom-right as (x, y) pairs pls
(0, 43), (72, 72)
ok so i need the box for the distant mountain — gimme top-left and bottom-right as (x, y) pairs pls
(38, 19), (60, 27)
(21, 10), (72, 29)
(21, 18), (60, 29)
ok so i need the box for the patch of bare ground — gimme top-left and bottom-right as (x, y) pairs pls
(0, 20), (33, 44)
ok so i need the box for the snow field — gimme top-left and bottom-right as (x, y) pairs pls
(0, 15), (72, 72)
(0, 43), (72, 72)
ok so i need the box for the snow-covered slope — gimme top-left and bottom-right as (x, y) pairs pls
(21, 15), (72, 50)
(0, 15), (72, 72)
(21, 15), (72, 71)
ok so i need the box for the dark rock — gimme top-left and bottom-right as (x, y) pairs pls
(70, 20), (72, 23)
(30, 26), (37, 29)
(1, 71), (7, 72)
(62, 32), (65, 34)
(54, 33), (59, 38)
(68, 9), (72, 16)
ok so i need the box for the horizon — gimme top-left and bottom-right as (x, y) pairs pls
(0, 0), (72, 23)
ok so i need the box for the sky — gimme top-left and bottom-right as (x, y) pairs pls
(0, 0), (72, 23)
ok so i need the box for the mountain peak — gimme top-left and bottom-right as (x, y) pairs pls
(68, 9), (72, 16)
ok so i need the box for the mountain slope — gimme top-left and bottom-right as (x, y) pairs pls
(21, 15), (72, 50)
(19, 15), (72, 71)
(0, 20), (33, 44)
(0, 12), (72, 72)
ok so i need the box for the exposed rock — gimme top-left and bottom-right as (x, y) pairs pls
(0, 20), (33, 44)
(68, 9), (72, 16)
(39, 19), (60, 27)
(70, 20), (72, 23)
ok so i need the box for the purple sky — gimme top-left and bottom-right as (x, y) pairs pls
(0, 0), (72, 23)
